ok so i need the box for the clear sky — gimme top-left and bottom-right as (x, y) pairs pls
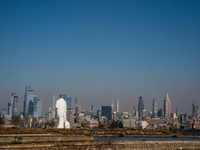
(0, 0), (200, 116)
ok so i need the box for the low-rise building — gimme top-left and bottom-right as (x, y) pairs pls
(123, 117), (135, 128)
(81, 120), (99, 128)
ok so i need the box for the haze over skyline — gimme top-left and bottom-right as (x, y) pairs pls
(0, 0), (200, 115)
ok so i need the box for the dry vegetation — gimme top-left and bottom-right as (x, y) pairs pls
(0, 128), (180, 137)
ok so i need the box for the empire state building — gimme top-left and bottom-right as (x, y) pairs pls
(163, 92), (171, 119)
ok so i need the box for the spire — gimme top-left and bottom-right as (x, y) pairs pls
(166, 90), (169, 98)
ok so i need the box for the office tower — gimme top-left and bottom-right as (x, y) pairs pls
(48, 109), (52, 121)
(59, 94), (71, 109)
(8, 102), (12, 115)
(184, 113), (188, 120)
(111, 100), (114, 114)
(171, 113), (176, 119)
(138, 96), (144, 119)
(192, 101), (195, 115)
(157, 109), (164, 117)
(33, 95), (37, 115)
(102, 106), (112, 121)
(148, 111), (153, 118)
(9, 93), (14, 115)
(23, 85), (34, 118)
(142, 109), (146, 118)
(176, 107), (179, 117)
(45, 113), (48, 122)
(196, 106), (200, 119)
(133, 104), (136, 116)
(75, 98), (78, 115)
(179, 114), (185, 124)
(52, 94), (56, 112)
(52, 94), (56, 119)
(9, 93), (18, 116)
(163, 92), (171, 119)
(97, 109), (102, 121)
(113, 111), (117, 120)
(75, 105), (81, 115)
(34, 99), (43, 118)
(91, 105), (94, 112)
(12, 93), (18, 116)
(152, 95), (157, 118)
(135, 111), (139, 120)
(1, 108), (6, 117)
(67, 108), (74, 127)
(116, 99), (119, 113)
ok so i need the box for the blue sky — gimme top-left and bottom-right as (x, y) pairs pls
(0, 0), (200, 115)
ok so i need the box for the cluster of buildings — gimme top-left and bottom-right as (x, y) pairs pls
(1, 85), (200, 130)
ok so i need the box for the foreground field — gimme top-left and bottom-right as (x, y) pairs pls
(0, 128), (199, 138)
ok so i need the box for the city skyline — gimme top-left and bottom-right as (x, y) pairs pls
(0, 0), (200, 115)
(1, 86), (199, 116)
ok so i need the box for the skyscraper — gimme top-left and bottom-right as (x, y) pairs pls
(192, 101), (195, 115)
(102, 106), (112, 121)
(67, 108), (74, 127)
(34, 99), (43, 118)
(91, 105), (94, 112)
(116, 99), (119, 113)
(52, 94), (56, 119)
(12, 93), (18, 116)
(59, 94), (71, 109)
(157, 109), (164, 118)
(176, 107), (179, 117)
(23, 85), (35, 118)
(8, 93), (18, 116)
(1, 108), (6, 117)
(152, 94), (157, 118)
(111, 99), (114, 114)
(75, 98), (77, 107)
(196, 106), (200, 119)
(76, 105), (81, 114)
(97, 109), (102, 121)
(8, 102), (12, 115)
(52, 94), (56, 112)
(163, 92), (171, 119)
(142, 109), (146, 118)
(133, 104), (136, 116)
(138, 96), (144, 119)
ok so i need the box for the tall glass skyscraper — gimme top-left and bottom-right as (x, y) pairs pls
(152, 95), (157, 118)
(59, 94), (71, 109)
(23, 85), (34, 118)
(8, 102), (12, 115)
(34, 99), (43, 118)
(138, 96), (144, 119)
(12, 94), (18, 116)
(8, 93), (18, 116)
(102, 106), (112, 121)
(1, 108), (6, 117)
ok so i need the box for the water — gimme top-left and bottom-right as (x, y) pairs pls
(95, 136), (200, 142)
(180, 132), (200, 136)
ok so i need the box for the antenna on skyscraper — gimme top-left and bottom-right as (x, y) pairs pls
(166, 89), (169, 98)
